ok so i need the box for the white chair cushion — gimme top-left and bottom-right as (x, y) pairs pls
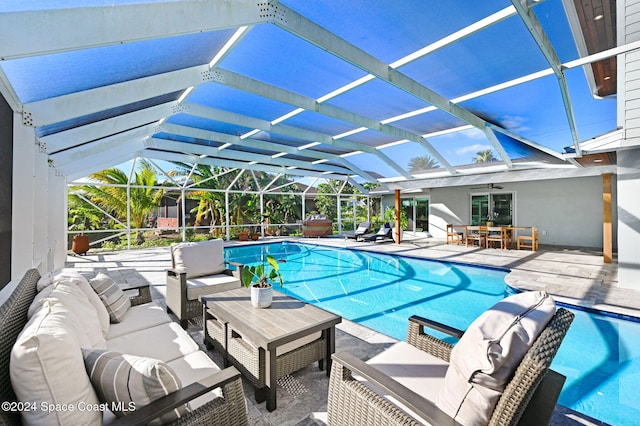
(83, 349), (188, 425)
(186, 274), (240, 300)
(166, 351), (224, 410)
(172, 239), (226, 279)
(437, 291), (556, 426)
(106, 322), (199, 363)
(11, 301), (102, 426)
(106, 302), (171, 340)
(361, 341), (448, 423)
(90, 272), (131, 323)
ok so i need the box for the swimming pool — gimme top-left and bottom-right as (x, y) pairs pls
(225, 242), (640, 425)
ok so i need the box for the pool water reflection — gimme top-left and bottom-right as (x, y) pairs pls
(225, 242), (640, 425)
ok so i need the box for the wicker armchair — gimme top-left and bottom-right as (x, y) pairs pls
(328, 298), (574, 426)
(166, 239), (243, 328)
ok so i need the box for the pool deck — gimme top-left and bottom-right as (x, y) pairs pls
(65, 236), (636, 426)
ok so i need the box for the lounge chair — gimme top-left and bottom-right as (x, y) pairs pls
(327, 291), (574, 426)
(362, 223), (392, 242)
(343, 221), (371, 240)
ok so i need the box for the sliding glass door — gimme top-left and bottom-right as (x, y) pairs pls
(400, 197), (429, 231)
(471, 193), (513, 225)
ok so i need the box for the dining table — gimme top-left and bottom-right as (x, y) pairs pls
(461, 225), (531, 249)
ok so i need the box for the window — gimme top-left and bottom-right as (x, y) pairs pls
(471, 193), (513, 225)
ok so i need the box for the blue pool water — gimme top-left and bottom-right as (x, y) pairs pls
(225, 242), (640, 425)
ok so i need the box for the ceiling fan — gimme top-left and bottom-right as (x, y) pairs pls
(470, 183), (504, 190)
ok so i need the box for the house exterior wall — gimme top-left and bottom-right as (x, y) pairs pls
(617, 148), (640, 290)
(621, 0), (640, 144)
(618, 0), (640, 291)
(420, 175), (613, 249)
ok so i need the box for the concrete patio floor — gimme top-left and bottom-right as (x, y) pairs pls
(66, 236), (634, 426)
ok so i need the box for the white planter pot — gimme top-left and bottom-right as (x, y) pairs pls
(251, 284), (273, 308)
(392, 227), (403, 243)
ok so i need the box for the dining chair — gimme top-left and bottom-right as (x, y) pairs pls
(486, 226), (506, 249)
(446, 224), (464, 245)
(518, 226), (539, 251)
(465, 225), (484, 247)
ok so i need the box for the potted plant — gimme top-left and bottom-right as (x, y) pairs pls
(238, 227), (250, 241)
(240, 254), (286, 308)
(384, 206), (408, 243)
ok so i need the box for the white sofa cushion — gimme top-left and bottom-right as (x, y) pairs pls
(90, 272), (131, 323)
(29, 279), (106, 349)
(36, 270), (110, 336)
(437, 291), (556, 426)
(186, 274), (240, 300)
(172, 239), (226, 279)
(362, 341), (449, 423)
(107, 322), (199, 363)
(166, 351), (224, 410)
(11, 301), (102, 426)
(83, 349), (188, 425)
(106, 302), (171, 340)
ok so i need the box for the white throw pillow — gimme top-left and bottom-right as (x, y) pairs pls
(90, 272), (131, 323)
(82, 349), (188, 425)
(171, 239), (226, 279)
(437, 291), (556, 426)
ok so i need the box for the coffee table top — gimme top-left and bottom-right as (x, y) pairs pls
(202, 287), (342, 349)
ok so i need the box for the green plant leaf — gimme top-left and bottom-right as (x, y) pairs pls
(266, 255), (279, 271)
(241, 266), (255, 287)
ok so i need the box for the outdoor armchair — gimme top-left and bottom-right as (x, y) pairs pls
(328, 291), (574, 426)
(166, 239), (243, 328)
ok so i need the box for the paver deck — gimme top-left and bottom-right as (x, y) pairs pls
(66, 235), (633, 426)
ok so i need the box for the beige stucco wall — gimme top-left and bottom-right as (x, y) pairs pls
(384, 175), (616, 249)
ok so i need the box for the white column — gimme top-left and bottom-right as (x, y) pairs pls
(11, 115), (37, 278)
(617, 147), (640, 290)
(48, 168), (67, 270)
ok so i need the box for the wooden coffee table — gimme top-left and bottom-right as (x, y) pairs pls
(202, 288), (342, 411)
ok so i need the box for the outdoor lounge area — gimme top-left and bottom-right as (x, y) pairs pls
(2, 237), (625, 426)
(4, 0), (640, 425)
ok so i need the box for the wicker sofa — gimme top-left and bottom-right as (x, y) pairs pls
(302, 214), (333, 237)
(328, 291), (575, 426)
(1, 268), (247, 426)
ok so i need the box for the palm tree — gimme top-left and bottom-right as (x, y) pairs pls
(473, 149), (497, 163)
(83, 160), (164, 244)
(67, 193), (103, 232)
(408, 155), (440, 173)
